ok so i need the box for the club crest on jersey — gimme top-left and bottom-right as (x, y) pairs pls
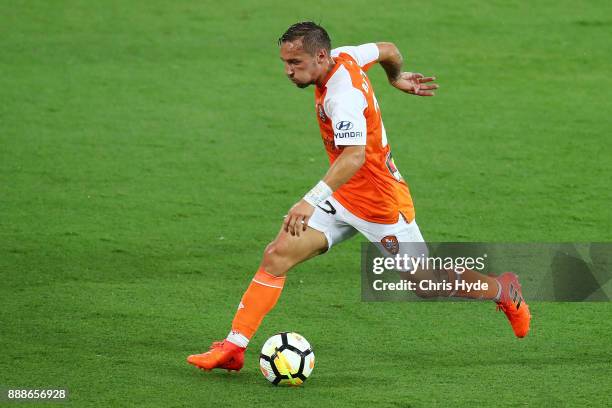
(317, 103), (327, 122)
(381, 235), (399, 255)
(385, 151), (403, 182)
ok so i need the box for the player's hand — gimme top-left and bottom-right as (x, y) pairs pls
(391, 72), (438, 96)
(283, 199), (315, 237)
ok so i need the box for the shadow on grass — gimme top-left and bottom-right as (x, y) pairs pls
(179, 365), (262, 385)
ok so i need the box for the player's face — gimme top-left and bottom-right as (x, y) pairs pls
(280, 40), (326, 88)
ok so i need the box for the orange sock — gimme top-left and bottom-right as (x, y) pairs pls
(230, 267), (286, 340)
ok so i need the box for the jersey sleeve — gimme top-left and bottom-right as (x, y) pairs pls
(324, 88), (368, 147)
(331, 43), (379, 70)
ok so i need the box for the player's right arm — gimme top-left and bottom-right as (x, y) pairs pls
(283, 83), (368, 237)
(376, 42), (438, 96)
(321, 145), (365, 191)
(282, 145), (365, 237)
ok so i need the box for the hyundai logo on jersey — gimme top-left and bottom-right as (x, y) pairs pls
(335, 121), (354, 131)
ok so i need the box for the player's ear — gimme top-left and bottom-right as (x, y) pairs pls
(316, 48), (327, 63)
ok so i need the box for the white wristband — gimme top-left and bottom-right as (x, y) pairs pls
(303, 181), (333, 207)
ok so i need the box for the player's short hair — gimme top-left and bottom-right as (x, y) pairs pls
(278, 21), (331, 55)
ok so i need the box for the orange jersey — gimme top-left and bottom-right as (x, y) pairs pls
(314, 44), (415, 224)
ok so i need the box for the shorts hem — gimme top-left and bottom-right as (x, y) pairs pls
(306, 220), (332, 251)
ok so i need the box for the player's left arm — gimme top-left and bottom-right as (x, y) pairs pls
(376, 42), (438, 96)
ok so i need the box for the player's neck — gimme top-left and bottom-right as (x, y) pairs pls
(315, 57), (336, 88)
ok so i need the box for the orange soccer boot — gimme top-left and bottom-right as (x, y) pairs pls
(495, 272), (531, 338)
(187, 340), (246, 372)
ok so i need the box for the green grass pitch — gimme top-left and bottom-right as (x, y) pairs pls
(1, 1), (611, 406)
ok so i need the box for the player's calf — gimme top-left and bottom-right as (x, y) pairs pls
(398, 268), (452, 298)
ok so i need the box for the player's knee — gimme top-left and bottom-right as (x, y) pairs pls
(261, 238), (294, 276)
(265, 238), (292, 259)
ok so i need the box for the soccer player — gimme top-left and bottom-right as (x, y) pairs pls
(187, 22), (531, 372)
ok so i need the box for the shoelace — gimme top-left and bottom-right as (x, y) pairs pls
(496, 303), (514, 314)
(208, 341), (240, 366)
(497, 300), (522, 315)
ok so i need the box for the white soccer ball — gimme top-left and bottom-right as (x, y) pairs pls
(259, 332), (315, 386)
